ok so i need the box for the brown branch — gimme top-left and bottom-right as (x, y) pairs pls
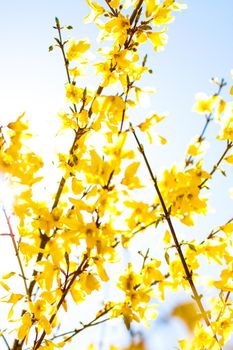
(130, 124), (221, 348)
(129, 0), (144, 25)
(55, 19), (71, 85)
(33, 255), (89, 350)
(104, 0), (118, 16)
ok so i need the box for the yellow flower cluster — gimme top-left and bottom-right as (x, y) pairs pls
(4, 2), (233, 350)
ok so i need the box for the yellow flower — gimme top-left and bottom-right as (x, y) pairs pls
(118, 263), (142, 292)
(142, 261), (164, 285)
(217, 106), (233, 141)
(79, 272), (100, 294)
(38, 316), (52, 335)
(230, 85), (233, 95)
(33, 207), (63, 235)
(186, 136), (209, 157)
(121, 162), (143, 189)
(138, 113), (166, 143)
(147, 28), (168, 51)
(84, 0), (105, 23)
(108, 0), (120, 8)
(158, 163), (209, 225)
(193, 92), (218, 114)
(172, 301), (200, 333)
(92, 95), (125, 129)
(18, 312), (32, 341)
(65, 84), (84, 104)
(98, 15), (130, 45)
(145, 0), (159, 18)
(66, 38), (90, 61)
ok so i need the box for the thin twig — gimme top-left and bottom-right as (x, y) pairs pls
(119, 77), (131, 134)
(200, 217), (233, 244)
(64, 318), (111, 343)
(199, 79), (226, 142)
(216, 291), (231, 323)
(2, 208), (30, 300)
(0, 330), (10, 350)
(132, 219), (160, 235)
(199, 141), (233, 189)
(185, 78), (226, 167)
(49, 306), (113, 350)
(55, 19), (72, 86)
(51, 308), (112, 342)
(140, 248), (149, 270)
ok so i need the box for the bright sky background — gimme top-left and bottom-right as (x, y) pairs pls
(0, 1), (233, 349)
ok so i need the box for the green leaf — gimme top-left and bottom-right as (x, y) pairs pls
(188, 244), (196, 252)
(165, 251), (170, 264)
(142, 54), (147, 67)
(219, 167), (226, 176)
(55, 17), (60, 27)
(123, 315), (131, 330)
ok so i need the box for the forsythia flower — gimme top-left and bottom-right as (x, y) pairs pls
(193, 92), (219, 114)
(186, 136), (209, 157)
(157, 163), (209, 225)
(18, 312), (32, 341)
(98, 15), (130, 45)
(66, 38), (90, 61)
(84, 0), (105, 23)
(65, 84), (84, 104)
(138, 113), (167, 143)
(147, 28), (168, 51)
(217, 104), (233, 142)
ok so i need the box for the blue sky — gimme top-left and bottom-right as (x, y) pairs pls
(0, 1), (233, 349)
